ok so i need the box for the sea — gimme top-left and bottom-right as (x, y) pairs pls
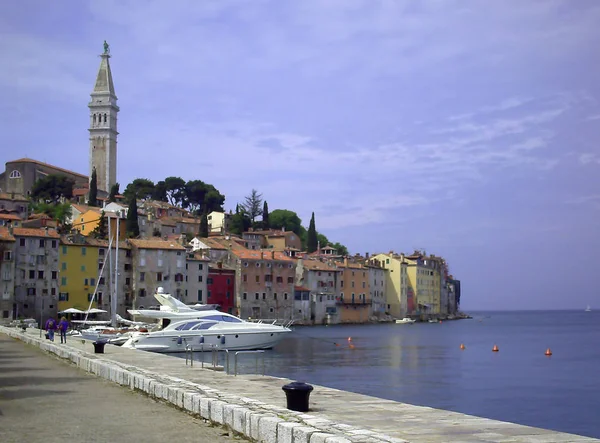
(231, 310), (600, 438)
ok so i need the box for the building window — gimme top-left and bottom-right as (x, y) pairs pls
(9, 170), (21, 179)
(226, 278), (231, 285)
(27, 288), (36, 296)
(284, 293), (288, 300)
(197, 289), (203, 302)
(28, 270), (35, 279)
(99, 277), (105, 285)
(81, 265), (86, 272)
(84, 279), (89, 286)
(62, 262), (66, 271)
(207, 277), (213, 285)
(139, 289), (146, 297)
(62, 246), (67, 255)
(255, 293), (259, 300)
(287, 277), (293, 284)
(255, 275), (259, 283)
(99, 248), (105, 256)
(38, 271), (44, 279)
(82, 247), (86, 256)
(197, 275), (203, 282)
(157, 272), (162, 282)
(59, 293), (69, 301)
(19, 238), (25, 247)
(61, 277), (67, 286)
(198, 264), (203, 270)
(243, 292), (247, 300)
(51, 240), (57, 248)
(243, 274), (247, 282)
(90, 278), (96, 286)
(39, 239), (45, 248)
(140, 272), (145, 282)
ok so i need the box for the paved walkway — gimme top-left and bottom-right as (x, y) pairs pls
(0, 334), (247, 443)
(2, 327), (599, 443)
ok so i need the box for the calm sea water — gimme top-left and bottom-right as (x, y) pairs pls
(232, 310), (600, 438)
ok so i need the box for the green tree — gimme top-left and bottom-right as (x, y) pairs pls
(91, 211), (108, 239)
(199, 211), (209, 238)
(262, 201), (269, 230)
(108, 183), (120, 203)
(185, 179), (208, 214)
(152, 180), (167, 201)
(268, 209), (302, 235)
(229, 204), (251, 235)
(88, 168), (98, 207)
(316, 232), (329, 250)
(31, 175), (75, 203)
(204, 185), (225, 213)
(307, 212), (318, 253)
(242, 189), (263, 223)
(162, 176), (187, 206)
(126, 197), (140, 238)
(331, 242), (349, 256)
(124, 178), (155, 201)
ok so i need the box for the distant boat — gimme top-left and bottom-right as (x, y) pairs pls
(395, 318), (416, 325)
(585, 305), (592, 312)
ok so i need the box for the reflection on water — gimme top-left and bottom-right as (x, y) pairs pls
(231, 311), (600, 438)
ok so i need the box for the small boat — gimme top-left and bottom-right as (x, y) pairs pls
(395, 318), (416, 325)
(585, 305), (592, 312)
(428, 319), (438, 323)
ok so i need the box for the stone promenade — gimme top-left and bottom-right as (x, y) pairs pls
(1, 326), (598, 443)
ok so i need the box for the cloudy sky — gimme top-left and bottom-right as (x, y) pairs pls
(2, 0), (599, 310)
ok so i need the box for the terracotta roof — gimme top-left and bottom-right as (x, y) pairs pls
(12, 227), (60, 238)
(157, 216), (177, 226)
(0, 213), (21, 221)
(7, 158), (87, 179)
(294, 286), (311, 292)
(208, 262), (235, 271)
(301, 259), (338, 272)
(71, 204), (101, 214)
(60, 235), (131, 249)
(178, 217), (200, 224)
(0, 193), (28, 202)
(72, 188), (89, 196)
(0, 227), (15, 241)
(197, 237), (227, 250)
(128, 239), (185, 250)
(232, 249), (294, 261)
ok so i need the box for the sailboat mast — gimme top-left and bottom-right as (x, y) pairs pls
(107, 214), (113, 325)
(112, 215), (119, 327)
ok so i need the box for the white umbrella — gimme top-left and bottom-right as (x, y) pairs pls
(85, 308), (107, 314)
(59, 308), (85, 314)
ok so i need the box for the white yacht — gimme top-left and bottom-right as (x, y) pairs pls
(121, 288), (292, 353)
(395, 317), (416, 325)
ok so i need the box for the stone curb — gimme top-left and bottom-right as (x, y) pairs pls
(1, 327), (409, 443)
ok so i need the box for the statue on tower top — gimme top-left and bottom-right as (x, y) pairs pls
(103, 40), (110, 55)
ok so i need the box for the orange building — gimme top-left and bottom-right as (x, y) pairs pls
(337, 258), (371, 323)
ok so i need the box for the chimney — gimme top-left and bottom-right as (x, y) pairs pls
(343, 257), (348, 267)
(271, 250), (275, 260)
(260, 251), (264, 260)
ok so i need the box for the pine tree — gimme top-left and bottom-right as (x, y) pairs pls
(91, 211), (108, 239)
(262, 201), (269, 230)
(242, 189), (263, 222)
(126, 196), (140, 238)
(199, 211), (209, 238)
(88, 168), (98, 207)
(307, 212), (318, 253)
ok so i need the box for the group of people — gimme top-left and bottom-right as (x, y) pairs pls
(44, 316), (70, 344)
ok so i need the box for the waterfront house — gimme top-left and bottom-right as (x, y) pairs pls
(207, 211), (230, 234)
(12, 227), (60, 320)
(229, 249), (295, 321)
(0, 192), (28, 220)
(128, 238), (186, 309)
(207, 261), (236, 314)
(336, 258), (371, 323)
(242, 228), (302, 251)
(184, 252), (209, 305)
(59, 234), (132, 317)
(366, 256), (388, 318)
(371, 253), (409, 318)
(295, 258), (340, 324)
(0, 227), (16, 320)
(403, 251), (441, 315)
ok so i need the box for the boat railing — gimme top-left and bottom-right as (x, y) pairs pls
(233, 350), (265, 377)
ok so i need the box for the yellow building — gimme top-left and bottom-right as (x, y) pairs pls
(403, 252), (440, 315)
(371, 253), (408, 318)
(58, 236), (106, 312)
(72, 208), (126, 240)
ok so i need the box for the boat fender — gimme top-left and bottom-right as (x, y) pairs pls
(221, 335), (226, 345)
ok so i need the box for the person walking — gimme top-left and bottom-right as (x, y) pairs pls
(57, 316), (69, 344)
(44, 317), (57, 342)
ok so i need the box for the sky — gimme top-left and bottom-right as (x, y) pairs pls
(1, 0), (599, 310)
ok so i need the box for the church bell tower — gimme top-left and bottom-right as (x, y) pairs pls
(89, 41), (119, 193)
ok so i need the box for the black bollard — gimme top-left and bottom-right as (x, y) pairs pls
(282, 381), (314, 412)
(93, 340), (107, 354)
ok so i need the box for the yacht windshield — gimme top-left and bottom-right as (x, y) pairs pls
(201, 315), (242, 323)
(190, 321), (217, 330)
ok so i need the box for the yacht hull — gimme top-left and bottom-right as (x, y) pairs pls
(121, 329), (289, 353)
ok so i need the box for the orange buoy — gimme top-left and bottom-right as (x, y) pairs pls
(349, 344), (355, 349)
(492, 344), (499, 352)
(439, 320), (442, 324)
(545, 348), (552, 356)
(460, 343), (466, 350)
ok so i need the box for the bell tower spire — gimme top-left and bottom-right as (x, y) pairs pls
(89, 40), (119, 193)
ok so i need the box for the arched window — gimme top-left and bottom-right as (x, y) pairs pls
(93, 114), (96, 124)
(103, 114), (107, 123)
(9, 170), (21, 179)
